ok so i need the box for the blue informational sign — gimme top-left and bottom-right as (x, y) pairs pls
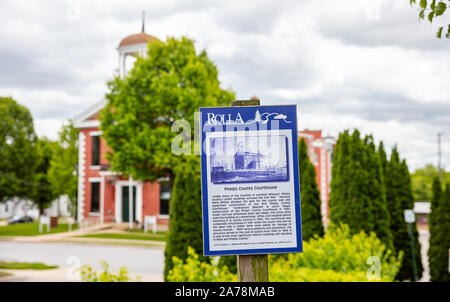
(199, 105), (303, 256)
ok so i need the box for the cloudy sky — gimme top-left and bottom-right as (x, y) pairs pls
(1, 0), (449, 170)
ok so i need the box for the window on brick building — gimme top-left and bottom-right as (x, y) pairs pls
(313, 151), (319, 165)
(91, 182), (100, 213)
(159, 181), (171, 215)
(92, 135), (100, 166)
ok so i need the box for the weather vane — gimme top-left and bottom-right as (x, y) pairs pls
(141, 10), (145, 33)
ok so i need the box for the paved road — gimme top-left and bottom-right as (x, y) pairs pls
(418, 228), (430, 282)
(0, 242), (164, 281)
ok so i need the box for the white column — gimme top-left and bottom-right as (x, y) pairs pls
(122, 54), (127, 78)
(100, 175), (105, 224)
(129, 175), (133, 230)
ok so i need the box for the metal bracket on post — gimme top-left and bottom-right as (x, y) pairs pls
(231, 98), (269, 282)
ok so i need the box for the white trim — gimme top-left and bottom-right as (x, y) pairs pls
(74, 120), (101, 129)
(77, 132), (86, 222)
(89, 130), (103, 136)
(90, 165), (101, 170)
(115, 182), (121, 223)
(88, 177), (101, 182)
(158, 215), (169, 219)
(73, 99), (106, 128)
(312, 140), (324, 148)
(100, 175), (105, 224)
(88, 212), (100, 216)
(114, 180), (143, 223)
(157, 177), (170, 182)
(118, 43), (148, 55)
(99, 171), (121, 176)
(136, 182), (143, 225)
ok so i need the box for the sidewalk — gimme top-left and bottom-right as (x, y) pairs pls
(2, 223), (114, 242)
(0, 266), (163, 282)
(0, 223), (165, 248)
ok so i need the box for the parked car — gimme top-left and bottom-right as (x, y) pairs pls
(8, 215), (34, 224)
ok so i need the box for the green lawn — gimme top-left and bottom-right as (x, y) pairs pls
(79, 232), (166, 242)
(0, 261), (58, 270)
(0, 271), (13, 278)
(0, 222), (78, 236)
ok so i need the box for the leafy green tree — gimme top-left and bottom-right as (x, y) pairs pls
(298, 137), (324, 240)
(163, 158), (204, 281)
(30, 138), (59, 214)
(0, 97), (37, 202)
(48, 121), (79, 217)
(410, 0), (450, 38)
(382, 144), (423, 280)
(100, 36), (234, 182)
(410, 164), (450, 201)
(428, 178), (450, 281)
(329, 130), (393, 250)
(100, 37), (234, 280)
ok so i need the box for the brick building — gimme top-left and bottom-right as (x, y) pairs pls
(73, 28), (170, 230)
(298, 130), (335, 229)
(74, 26), (336, 231)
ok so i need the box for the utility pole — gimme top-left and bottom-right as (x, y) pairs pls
(404, 209), (418, 281)
(438, 132), (443, 180)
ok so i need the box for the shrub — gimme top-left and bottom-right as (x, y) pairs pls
(79, 261), (140, 282)
(167, 225), (401, 282)
(164, 158), (207, 280)
(269, 266), (389, 282)
(281, 224), (401, 279)
(167, 247), (236, 282)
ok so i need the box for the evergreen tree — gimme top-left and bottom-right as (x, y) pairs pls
(163, 158), (205, 281)
(218, 138), (325, 273)
(400, 159), (424, 280)
(378, 141), (388, 174)
(329, 130), (393, 250)
(363, 135), (393, 250)
(382, 144), (423, 280)
(429, 178), (450, 282)
(298, 138), (324, 240)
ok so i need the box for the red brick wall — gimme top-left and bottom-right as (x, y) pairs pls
(142, 182), (169, 227)
(81, 127), (101, 217)
(79, 125), (168, 228)
(103, 177), (115, 221)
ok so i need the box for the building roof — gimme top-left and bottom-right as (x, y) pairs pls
(118, 32), (159, 47)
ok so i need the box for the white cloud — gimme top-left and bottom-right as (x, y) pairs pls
(0, 0), (449, 170)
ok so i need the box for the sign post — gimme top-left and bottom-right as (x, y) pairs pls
(233, 99), (268, 282)
(200, 100), (303, 282)
(404, 209), (418, 281)
(39, 215), (51, 233)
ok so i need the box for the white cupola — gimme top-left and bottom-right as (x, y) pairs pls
(117, 12), (159, 77)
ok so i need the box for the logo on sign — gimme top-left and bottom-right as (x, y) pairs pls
(206, 110), (292, 125)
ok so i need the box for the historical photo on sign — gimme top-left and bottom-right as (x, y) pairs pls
(210, 134), (289, 184)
